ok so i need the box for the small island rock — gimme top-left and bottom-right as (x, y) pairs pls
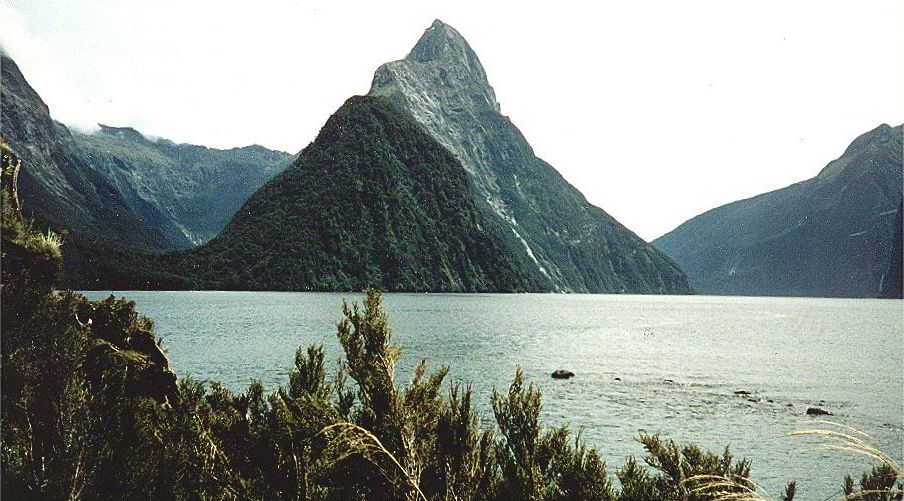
(551, 370), (575, 379)
(806, 407), (832, 416)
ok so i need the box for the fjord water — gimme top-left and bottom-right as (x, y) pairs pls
(83, 291), (902, 498)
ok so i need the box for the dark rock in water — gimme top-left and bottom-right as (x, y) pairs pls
(664, 379), (676, 384)
(734, 390), (751, 395)
(787, 403), (794, 407)
(806, 407), (832, 416)
(767, 399), (774, 403)
(747, 398), (758, 403)
(551, 370), (575, 379)
(614, 377), (622, 381)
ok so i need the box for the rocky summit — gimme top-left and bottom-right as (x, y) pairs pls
(370, 20), (691, 293)
(654, 124), (903, 298)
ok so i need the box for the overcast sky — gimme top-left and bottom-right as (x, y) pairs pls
(1, 0), (902, 240)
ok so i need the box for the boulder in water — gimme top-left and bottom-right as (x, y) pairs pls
(806, 407), (832, 416)
(551, 370), (575, 379)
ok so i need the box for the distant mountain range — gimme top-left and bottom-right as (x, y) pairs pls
(76, 125), (291, 247)
(654, 124), (903, 298)
(2, 52), (292, 283)
(2, 22), (693, 293)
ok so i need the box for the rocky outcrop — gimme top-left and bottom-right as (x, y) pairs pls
(655, 124), (903, 297)
(551, 370), (575, 379)
(80, 296), (178, 404)
(2, 142), (177, 405)
(369, 20), (692, 294)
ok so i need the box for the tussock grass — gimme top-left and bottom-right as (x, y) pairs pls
(789, 421), (902, 476)
(32, 229), (64, 258)
(684, 473), (774, 500)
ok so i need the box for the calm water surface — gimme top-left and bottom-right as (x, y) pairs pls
(83, 291), (903, 499)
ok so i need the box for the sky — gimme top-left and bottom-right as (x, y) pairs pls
(1, 0), (902, 240)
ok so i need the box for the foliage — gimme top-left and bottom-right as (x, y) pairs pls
(616, 433), (753, 501)
(843, 464), (903, 500)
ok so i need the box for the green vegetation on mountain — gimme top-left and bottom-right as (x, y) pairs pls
(880, 200), (903, 298)
(181, 95), (530, 291)
(3, 31), (692, 294)
(654, 124), (903, 298)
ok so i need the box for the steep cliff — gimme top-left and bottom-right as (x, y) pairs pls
(1, 54), (169, 250)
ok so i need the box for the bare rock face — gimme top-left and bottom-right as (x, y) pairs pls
(370, 20), (691, 293)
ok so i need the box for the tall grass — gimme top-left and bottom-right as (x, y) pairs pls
(789, 421), (902, 476)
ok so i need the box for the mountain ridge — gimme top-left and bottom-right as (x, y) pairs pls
(75, 126), (292, 247)
(654, 123), (903, 297)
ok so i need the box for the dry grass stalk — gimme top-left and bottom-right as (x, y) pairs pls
(684, 473), (774, 500)
(317, 421), (428, 501)
(788, 422), (902, 476)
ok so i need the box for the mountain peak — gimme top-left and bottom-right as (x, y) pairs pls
(369, 20), (498, 113)
(406, 20), (482, 69)
(97, 124), (148, 142)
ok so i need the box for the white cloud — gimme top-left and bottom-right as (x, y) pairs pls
(0, 3), (100, 133)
